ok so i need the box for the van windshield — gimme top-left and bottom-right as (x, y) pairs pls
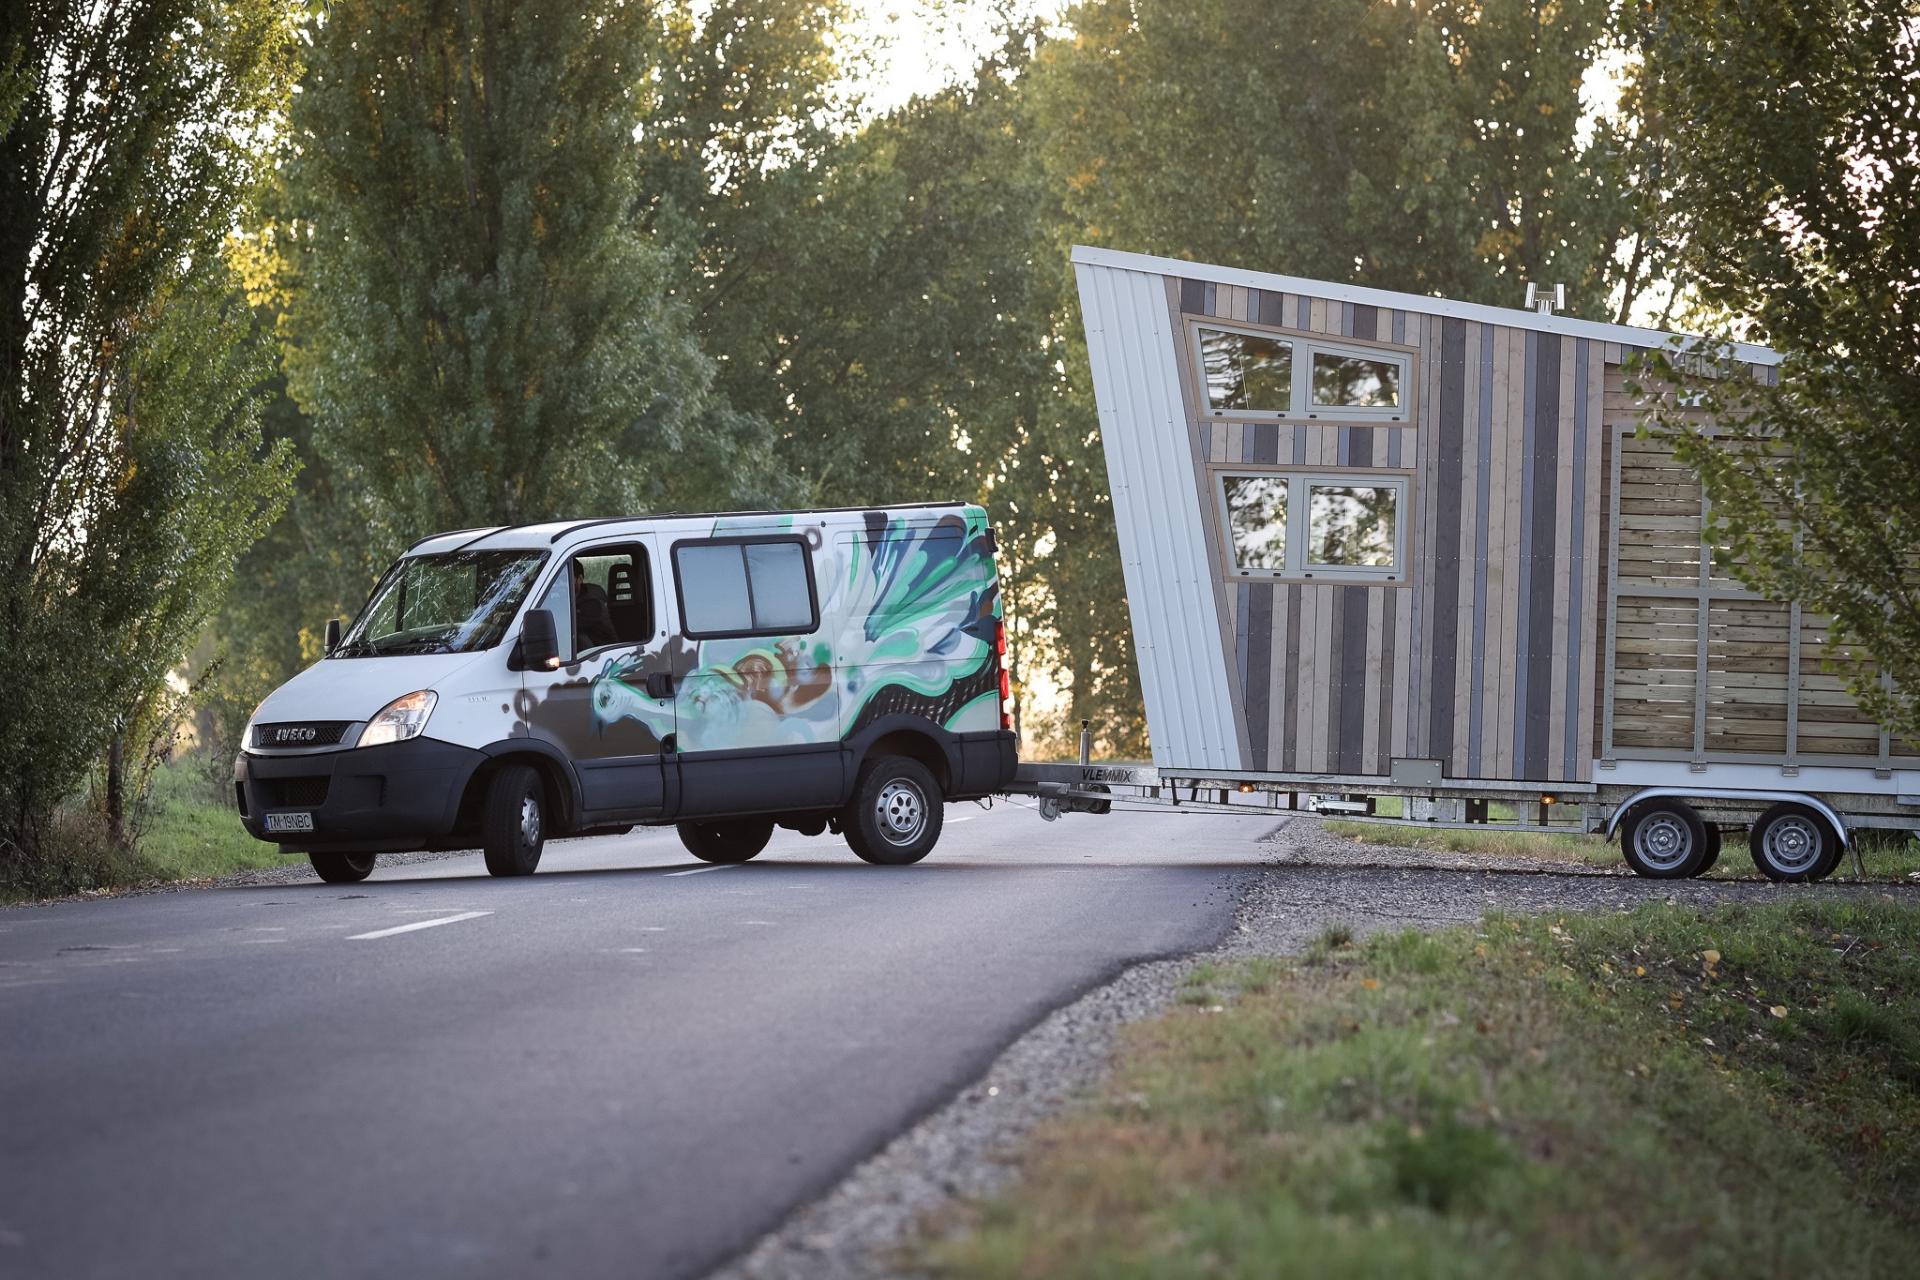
(335, 550), (549, 657)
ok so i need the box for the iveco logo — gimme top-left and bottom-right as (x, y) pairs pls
(273, 727), (318, 744)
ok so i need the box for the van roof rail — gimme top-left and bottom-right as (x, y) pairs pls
(404, 526), (497, 553)
(543, 502), (975, 544)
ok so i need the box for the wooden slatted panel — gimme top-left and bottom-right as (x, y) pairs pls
(1797, 613), (1882, 757)
(1614, 434), (1703, 589)
(1611, 595), (1698, 750)
(1704, 600), (1791, 754)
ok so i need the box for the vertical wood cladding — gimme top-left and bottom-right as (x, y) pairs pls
(1181, 278), (1604, 782)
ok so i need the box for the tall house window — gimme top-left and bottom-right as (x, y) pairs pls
(1218, 473), (1407, 581)
(1193, 322), (1409, 422)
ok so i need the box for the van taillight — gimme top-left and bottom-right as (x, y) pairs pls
(995, 621), (1012, 730)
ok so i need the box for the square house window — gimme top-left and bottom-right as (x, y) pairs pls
(1193, 321), (1408, 422)
(1198, 327), (1293, 413)
(1307, 483), (1398, 568)
(1311, 352), (1400, 410)
(1218, 472), (1406, 581)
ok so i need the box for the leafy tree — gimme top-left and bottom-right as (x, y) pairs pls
(1634, 0), (1920, 739)
(1031, 0), (1645, 318)
(0, 0), (298, 876)
(282, 0), (789, 558)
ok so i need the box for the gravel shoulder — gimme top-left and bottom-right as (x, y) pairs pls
(713, 816), (1920, 1280)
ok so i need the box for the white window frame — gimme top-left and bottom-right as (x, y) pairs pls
(1216, 471), (1409, 583)
(1191, 321), (1411, 423)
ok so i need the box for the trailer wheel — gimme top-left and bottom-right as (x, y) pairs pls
(308, 852), (376, 884)
(1619, 800), (1708, 879)
(1748, 804), (1841, 883)
(843, 755), (944, 866)
(1691, 823), (1723, 878)
(678, 819), (773, 864)
(482, 763), (547, 877)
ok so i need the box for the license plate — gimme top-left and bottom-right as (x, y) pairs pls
(265, 812), (315, 833)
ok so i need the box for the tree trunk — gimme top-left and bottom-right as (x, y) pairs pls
(105, 734), (125, 846)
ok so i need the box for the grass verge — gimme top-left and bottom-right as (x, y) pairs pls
(1325, 818), (1920, 881)
(2, 762), (283, 903)
(139, 761), (286, 881)
(1323, 818), (1615, 867)
(924, 899), (1920, 1278)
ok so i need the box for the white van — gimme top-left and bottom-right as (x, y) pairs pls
(235, 504), (1018, 883)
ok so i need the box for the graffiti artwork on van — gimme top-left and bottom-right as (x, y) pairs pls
(589, 508), (1001, 751)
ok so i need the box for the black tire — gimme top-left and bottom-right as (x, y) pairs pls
(308, 851), (376, 884)
(1619, 799), (1709, 879)
(843, 754), (944, 866)
(482, 763), (547, 877)
(1692, 823), (1723, 877)
(1748, 803), (1842, 883)
(678, 819), (773, 864)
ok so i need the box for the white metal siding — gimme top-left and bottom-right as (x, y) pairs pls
(1076, 261), (1245, 770)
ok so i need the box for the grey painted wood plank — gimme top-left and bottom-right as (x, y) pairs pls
(1427, 316), (1468, 765)
(1525, 331), (1563, 779)
(1282, 582), (1303, 772)
(1246, 583), (1274, 771)
(1468, 321), (1495, 774)
(1513, 330), (1538, 774)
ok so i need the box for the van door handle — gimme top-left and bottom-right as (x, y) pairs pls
(645, 672), (674, 699)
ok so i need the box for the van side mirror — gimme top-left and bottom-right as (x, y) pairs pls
(323, 618), (342, 654)
(513, 609), (561, 671)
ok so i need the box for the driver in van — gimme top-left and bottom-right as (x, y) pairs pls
(571, 559), (617, 651)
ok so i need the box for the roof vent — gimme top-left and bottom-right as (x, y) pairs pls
(1523, 282), (1567, 316)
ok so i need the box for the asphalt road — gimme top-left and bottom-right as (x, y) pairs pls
(0, 801), (1270, 1280)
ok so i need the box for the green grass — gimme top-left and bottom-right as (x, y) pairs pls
(138, 761), (287, 881)
(1, 762), (286, 903)
(1325, 817), (1920, 881)
(923, 899), (1920, 1278)
(1324, 818), (1617, 867)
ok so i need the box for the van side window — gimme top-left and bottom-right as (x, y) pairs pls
(673, 537), (818, 638)
(566, 543), (653, 656)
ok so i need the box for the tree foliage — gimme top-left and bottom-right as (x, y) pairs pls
(1032, 0), (1645, 318)
(0, 0), (298, 872)
(1635, 0), (1920, 739)
(283, 0), (788, 550)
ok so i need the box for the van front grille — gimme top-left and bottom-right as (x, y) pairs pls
(253, 721), (353, 749)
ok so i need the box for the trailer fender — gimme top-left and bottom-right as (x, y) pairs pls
(1604, 787), (1850, 848)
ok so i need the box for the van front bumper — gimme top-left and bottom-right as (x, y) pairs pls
(234, 738), (485, 854)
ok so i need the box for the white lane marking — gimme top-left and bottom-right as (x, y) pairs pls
(347, 911), (492, 941)
(664, 865), (732, 877)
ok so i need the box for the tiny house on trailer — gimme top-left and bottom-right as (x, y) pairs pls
(1037, 245), (1918, 881)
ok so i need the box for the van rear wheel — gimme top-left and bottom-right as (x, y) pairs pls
(308, 851), (376, 884)
(844, 755), (944, 866)
(482, 763), (547, 877)
(678, 819), (773, 864)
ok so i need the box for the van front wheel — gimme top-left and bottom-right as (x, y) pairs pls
(482, 763), (546, 877)
(678, 819), (773, 864)
(844, 755), (944, 866)
(308, 851), (376, 884)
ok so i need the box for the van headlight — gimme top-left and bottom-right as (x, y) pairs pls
(357, 690), (438, 748)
